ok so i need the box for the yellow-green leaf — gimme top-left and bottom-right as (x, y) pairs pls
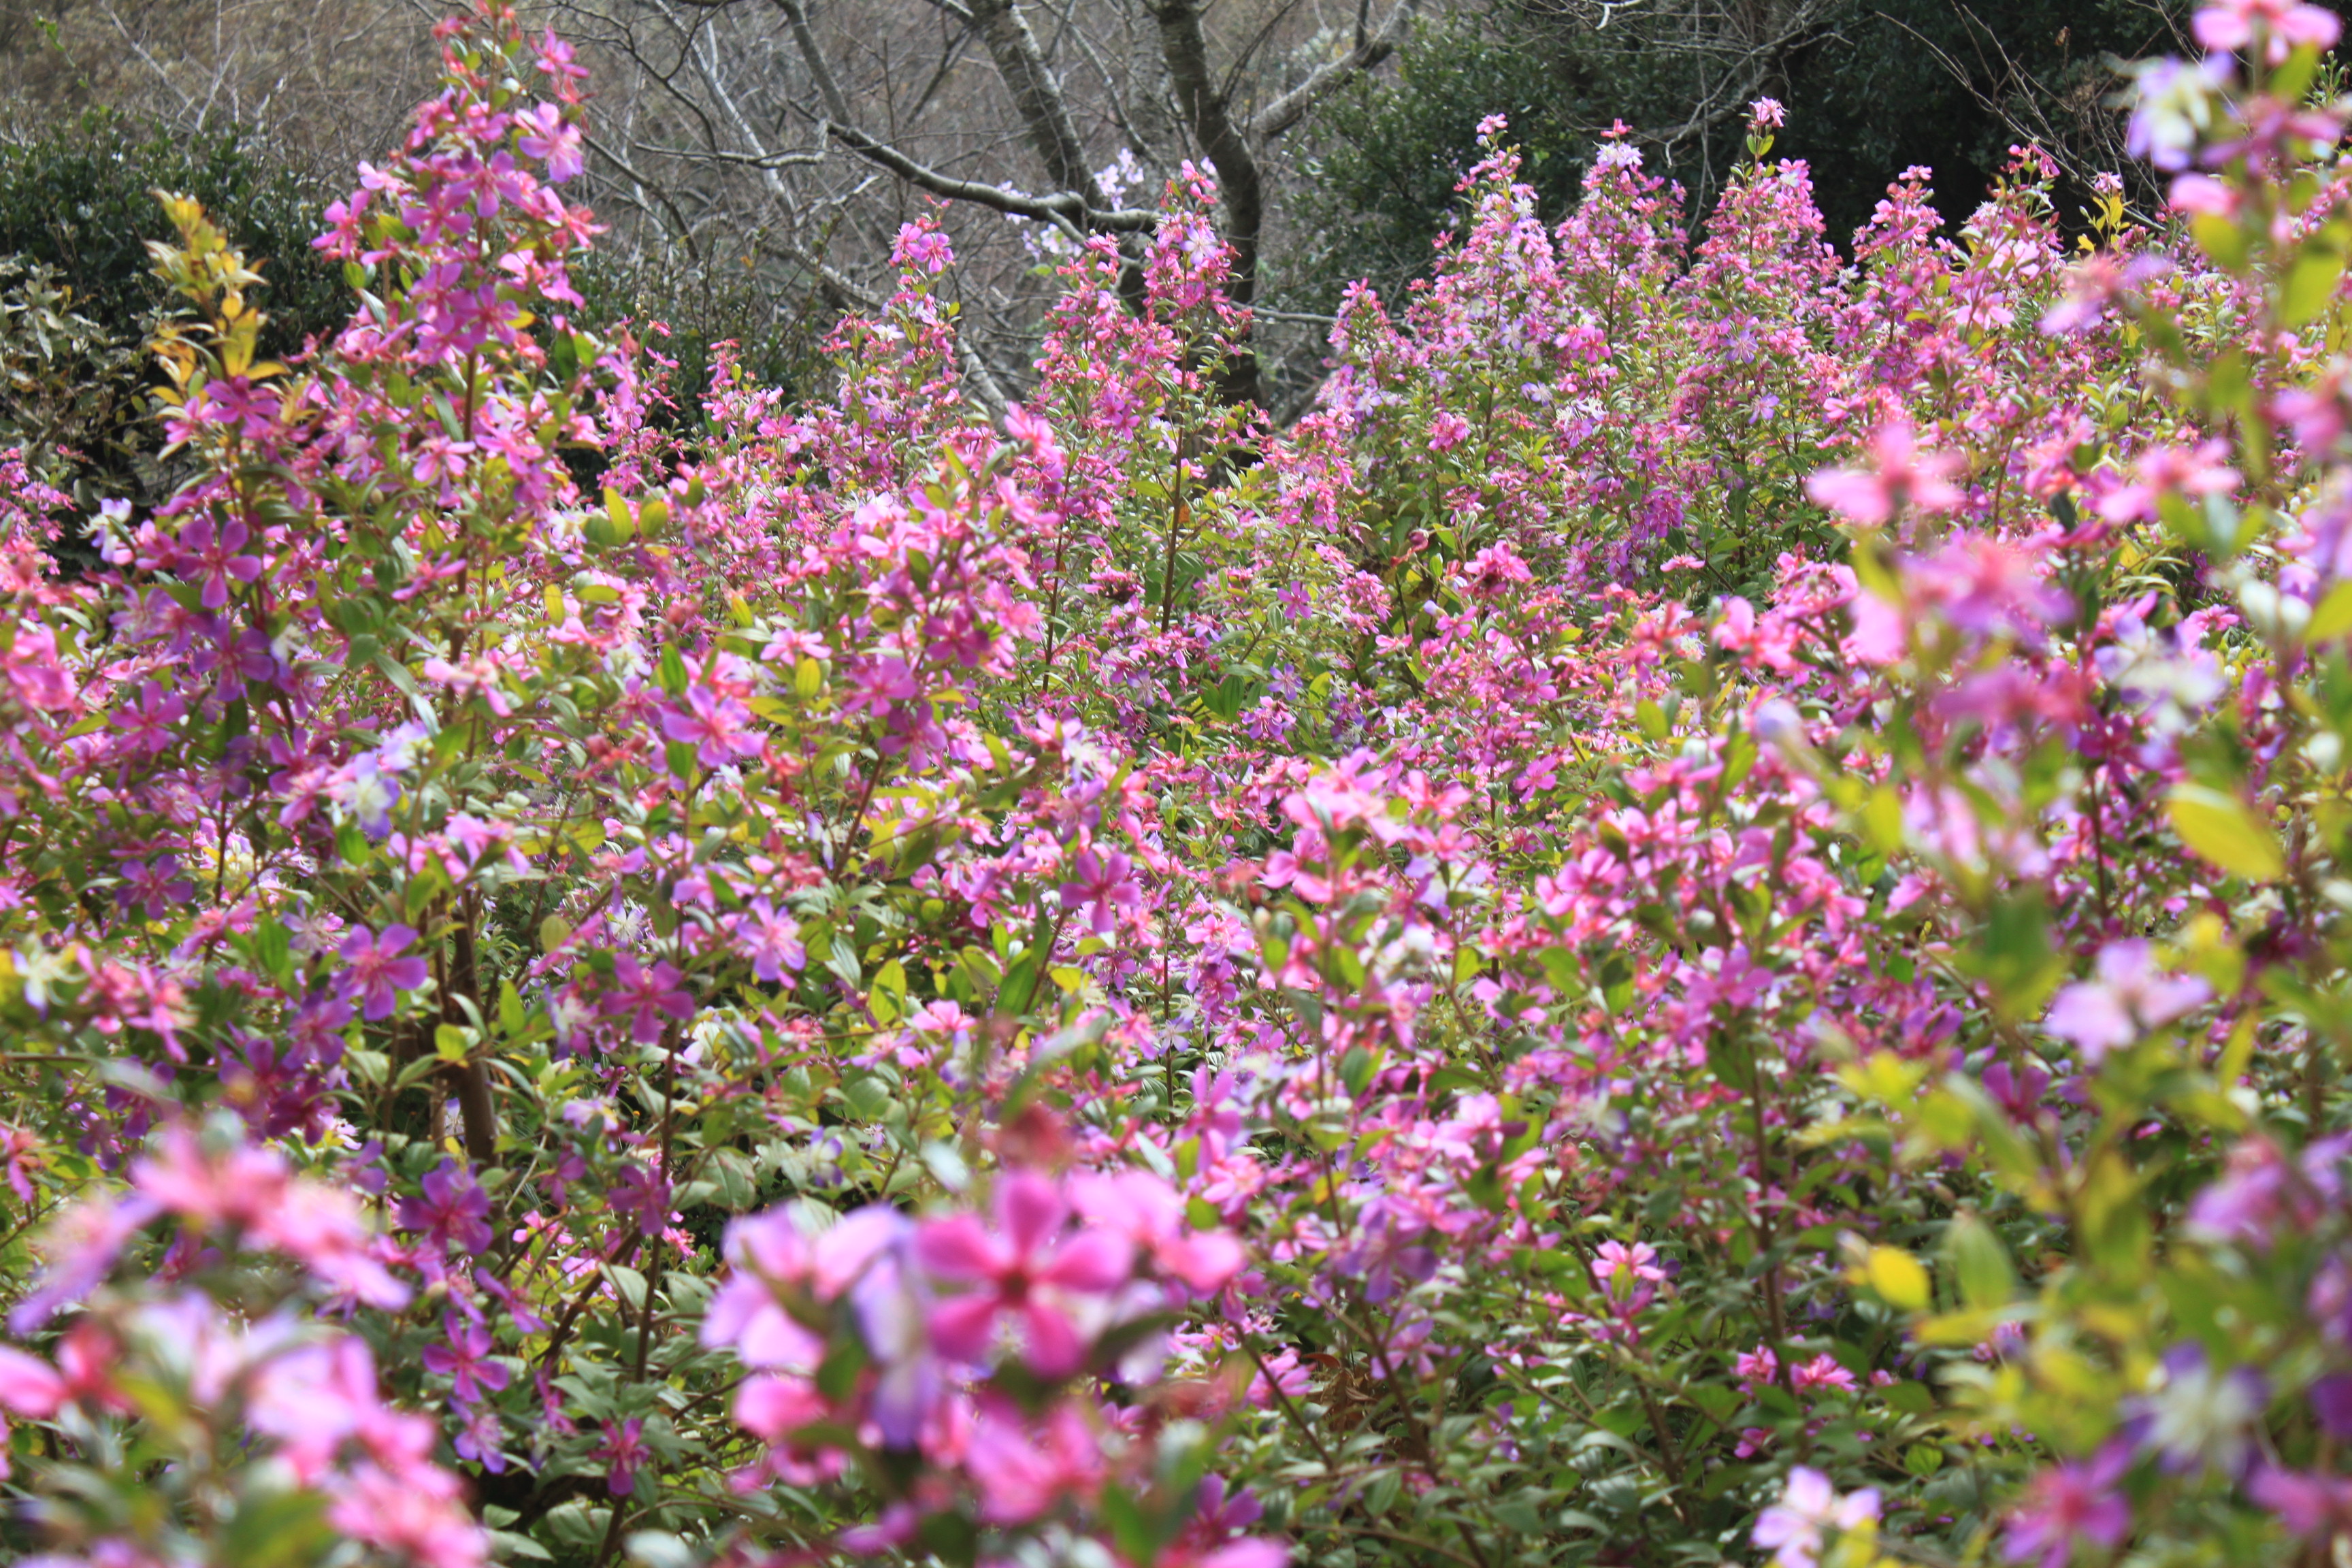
(2282, 247), (2346, 327)
(1861, 1245), (1931, 1311)
(1942, 1211), (2015, 1309)
(2309, 579), (2352, 642)
(2168, 785), (2285, 880)
(1863, 785), (1905, 855)
(2192, 212), (2251, 271)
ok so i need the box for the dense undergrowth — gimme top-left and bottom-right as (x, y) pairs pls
(2, 4), (2352, 1567)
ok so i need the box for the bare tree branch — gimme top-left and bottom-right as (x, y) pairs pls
(1250, 0), (1421, 141)
(827, 122), (1158, 233)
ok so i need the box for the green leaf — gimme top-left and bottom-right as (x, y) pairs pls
(2168, 784), (2285, 880)
(603, 487), (636, 542)
(623, 1533), (696, 1568)
(606, 1264), (649, 1311)
(1942, 1211), (2016, 1309)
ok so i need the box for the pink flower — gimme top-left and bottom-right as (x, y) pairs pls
(964, 1398), (1105, 1523)
(1591, 1239), (1666, 1296)
(892, 222), (955, 274)
(916, 1172), (1133, 1376)
(514, 102), (585, 180)
(2004, 1445), (2132, 1567)
(0, 1346), (65, 1418)
(1792, 1354), (1858, 1394)
(725, 898), (804, 982)
(1804, 423), (1963, 525)
(1068, 1169), (1246, 1292)
(1734, 1344), (1779, 1390)
(2193, 0), (2340, 62)
(2096, 440), (2238, 524)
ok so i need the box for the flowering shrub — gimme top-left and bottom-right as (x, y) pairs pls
(5, 2), (2352, 1565)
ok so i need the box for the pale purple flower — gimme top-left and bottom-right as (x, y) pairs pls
(2043, 940), (2210, 1062)
(726, 898), (805, 983)
(1752, 1466), (1880, 1568)
(2140, 1343), (2265, 1476)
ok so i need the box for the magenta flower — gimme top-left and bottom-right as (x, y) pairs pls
(173, 516), (264, 610)
(453, 1406), (508, 1473)
(2310, 1373), (2352, 1438)
(660, 685), (760, 767)
(606, 1162), (672, 1239)
(593, 1416), (650, 1496)
(2002, 1445), (2131, 1568)
(338, 924), (429, 1022)
(915, 1171), (1133, 1376)
(420, 1316), (511, 1405)
(1057, 847), (1142, 938)
(397, 1160), (493, 1256)
(604, 954), (695, 1043)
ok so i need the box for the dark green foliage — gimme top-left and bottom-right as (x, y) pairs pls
(0, 111), (346, 514)
(1284, 0), (2194, 312)
(0, 256), (154, 522)
(572, 250), (830, 434)
(1772, 0), (2191, 238)
(0, 108), (348, 359)
(0, 109), (827, 514)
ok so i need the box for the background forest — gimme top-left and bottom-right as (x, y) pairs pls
(1, 0), (2194, 446)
